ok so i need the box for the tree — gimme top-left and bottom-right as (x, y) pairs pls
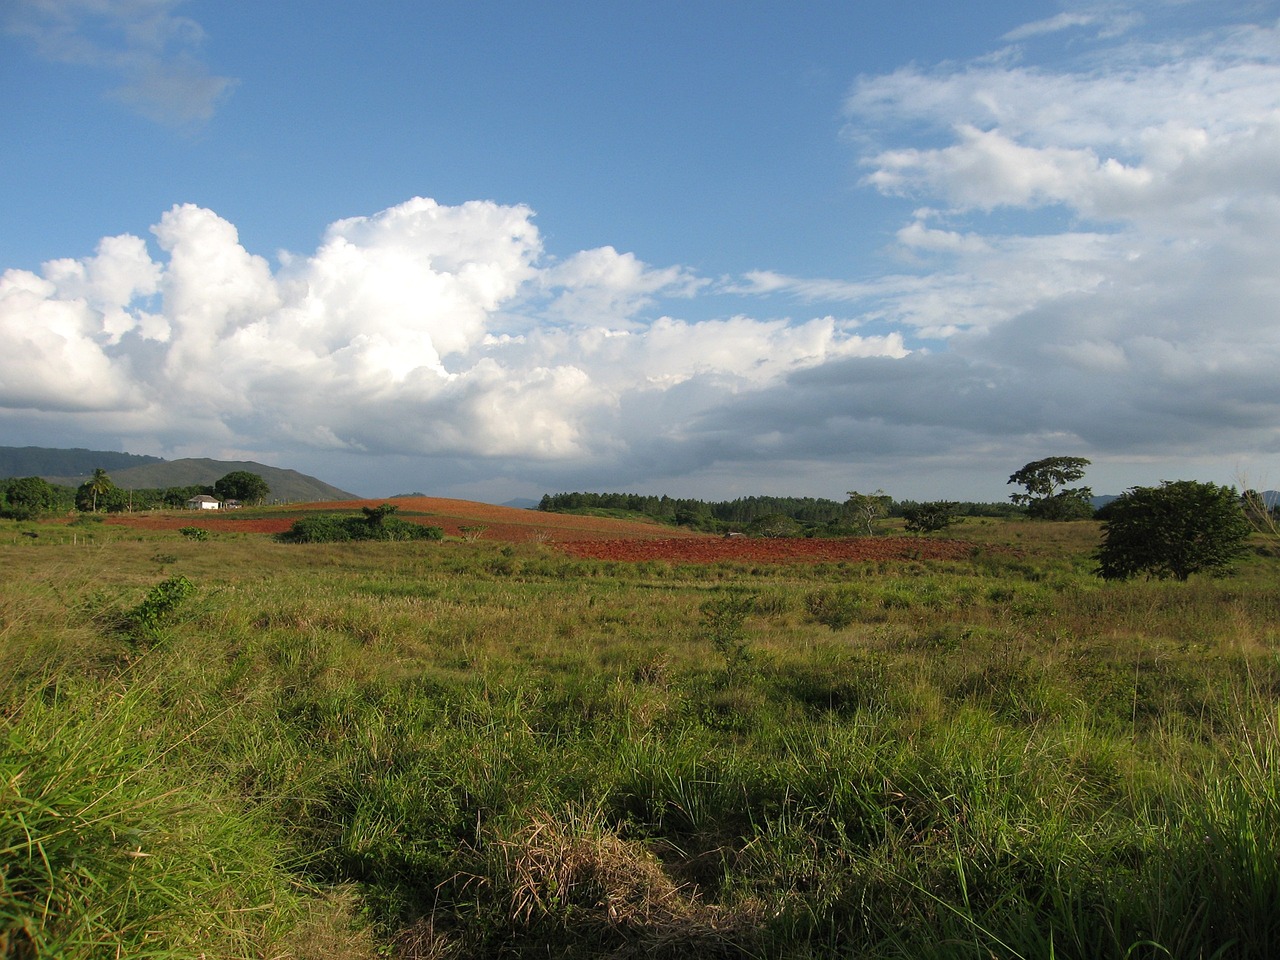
(2, 476), (58, 518)
(214, 471), (270, 505)
(79, 468), (115, 513)
(1008, 456), (1093, 520)
(846, 490), (892, 535)
(746, 514), (802, 538)
(901, 501), (960, 534)
(1095, 480), (1252, 581)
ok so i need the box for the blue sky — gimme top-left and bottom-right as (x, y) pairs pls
(3, 1), (1279, 503)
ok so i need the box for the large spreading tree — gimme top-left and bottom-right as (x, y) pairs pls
(1095, 480), (1252, 581)
(1008, 456), (1093, 520)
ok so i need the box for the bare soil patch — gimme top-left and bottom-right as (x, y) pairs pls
(99, 497), (706, 543)
(560, 536), (978, 564)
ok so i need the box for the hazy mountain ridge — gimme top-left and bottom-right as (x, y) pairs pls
(0, 446), (163, 477)
(0, 446), (358, 503)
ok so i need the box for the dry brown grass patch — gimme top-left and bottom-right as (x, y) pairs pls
(486, 806), (761, 957)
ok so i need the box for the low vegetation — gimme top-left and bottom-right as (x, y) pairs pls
(277, 504), (445, 543)
(2, 509), (1279, 958)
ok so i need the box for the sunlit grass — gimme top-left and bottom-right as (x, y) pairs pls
(2, 517), (1278, 957)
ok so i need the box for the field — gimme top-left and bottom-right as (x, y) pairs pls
(3, 503), (1279, 958)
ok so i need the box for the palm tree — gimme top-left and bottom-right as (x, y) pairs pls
(87, 468), (113, 513)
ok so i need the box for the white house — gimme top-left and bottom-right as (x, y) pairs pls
(186, 495), (221, 510)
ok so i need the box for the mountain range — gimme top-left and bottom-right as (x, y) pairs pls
(0, 446), (358, 503)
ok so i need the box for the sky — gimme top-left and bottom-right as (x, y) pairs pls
(2, 1), (1279, 504)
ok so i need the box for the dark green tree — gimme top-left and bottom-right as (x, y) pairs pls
(213, 471), (270, 505)
(3, 476), (58, 518)
(361, 503), (399, 530)
(1096, 480), (1252, 581)
(901, 501), (960, 534)
(1008, 456), (1093, 520)
(77, 468), (116, 513)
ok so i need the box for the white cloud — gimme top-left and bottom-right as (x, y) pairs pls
(0, 197), (906, 470)
(5, 0), (235, 125)
(0, 268), (145, 411)
(864, 124), (1154, 213)
(541, 247), (706, 328)
(1002, 12), (1100, 41)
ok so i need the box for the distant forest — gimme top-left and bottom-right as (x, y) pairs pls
(537, 491), (1024, 534)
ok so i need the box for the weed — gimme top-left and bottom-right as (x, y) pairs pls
(700, 593), (757, 681)
(124, 575), (196, 643)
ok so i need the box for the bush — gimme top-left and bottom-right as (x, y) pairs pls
(1096, 480), (1252, 581)
(177, 526), (209, 541)
(277, 504), (444, 544)
(126, 575), (197, 642)
(901, 501), (960, 533)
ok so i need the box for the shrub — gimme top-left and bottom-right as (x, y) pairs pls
(126, 575), (196, 642)
(277, 504), (444, 544)
(1096, 480), (1252, 581)
(177, 526), (209, 541)
(700, 594), (757, 680)
(901, 501), (960, 534)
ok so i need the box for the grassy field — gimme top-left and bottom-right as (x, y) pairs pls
(2, 513), (1278, 958)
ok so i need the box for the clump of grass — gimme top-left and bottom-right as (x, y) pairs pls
(804, 586), (862, 630)
(482, 803), (757, 954)
(0, 681), (309, 959)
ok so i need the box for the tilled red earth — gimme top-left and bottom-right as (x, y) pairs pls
(560, 536), (979, 564)
(89, 500), (980, 563)
(96, 497), (704, 543)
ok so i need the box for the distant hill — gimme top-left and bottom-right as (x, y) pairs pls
(0, 446), (163, 477)
(1, 446), (358, 503)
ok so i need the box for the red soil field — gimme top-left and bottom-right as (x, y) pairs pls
(560, 536), (979, 564)
(100, 497), (705, 543)
(96, 498), (981, 564)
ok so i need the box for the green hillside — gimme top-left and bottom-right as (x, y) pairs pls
(0, 445), (163, 477)
(1, 446), (358, 502)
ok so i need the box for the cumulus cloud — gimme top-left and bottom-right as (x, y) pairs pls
(6, 0), (235, 125)
(0, 197), (906, 474)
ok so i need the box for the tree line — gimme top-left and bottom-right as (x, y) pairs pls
(0, 469), (270, 519)
(537, 490), (1023, 535)
(541, 456), (1276, 581)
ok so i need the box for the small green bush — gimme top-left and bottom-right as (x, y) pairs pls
(125, 575), (196, 642)
(177, 526), (209, 541)
(277, 505), (444, 544)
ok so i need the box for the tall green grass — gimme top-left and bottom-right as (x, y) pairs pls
(2, 522), (1278, 957)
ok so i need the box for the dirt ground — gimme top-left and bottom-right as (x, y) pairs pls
(95, 498), (978, 562)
